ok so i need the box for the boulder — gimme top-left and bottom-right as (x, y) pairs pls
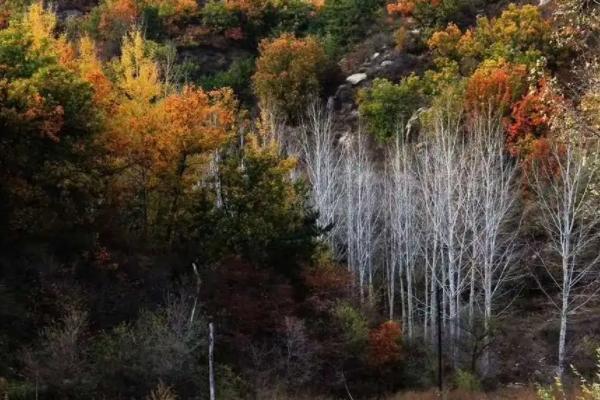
(346, 73), (368, 85)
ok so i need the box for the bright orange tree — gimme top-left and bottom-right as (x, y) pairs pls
(464, 60), (528, 117)
(506, 78), (559, 160)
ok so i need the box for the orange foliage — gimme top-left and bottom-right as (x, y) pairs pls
(75, 37), (114, 109)
(387, 0), (440, 17)
(161, 86), (236, 164)
(23, 94), (65, 142)
(225, 0), (269, 16)
(506, 78), (558, 158)
(465, 61), (528, 116)
(253, 33), (326, 117)
(99, 0), (140, 32)
(368, 321), (403, 366)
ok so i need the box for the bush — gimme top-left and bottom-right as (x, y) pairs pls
(22, 306), (94, 397)
(413, 0), (480, 31)
(429, 4), (552, 69)
(317, 0), (382, 49)
(93, 296), (206, 397)
(357, 76), (426, 141)
(388, 0), (480, 32)
(253, 33), (327, 120)
(536, 348), (600, 399)
(199, 56), (256, 104)
(464, 59), (528, 116)
(334, 302), (369, 353)
(368, 321), (403, 367)
(202, 0), (317, 45)
(454, 369), (482, 392)
(201, 0), (241, 33)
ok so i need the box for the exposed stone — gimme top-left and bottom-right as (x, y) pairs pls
(58, 9), (82, 21)
(346, 73), (368, 86)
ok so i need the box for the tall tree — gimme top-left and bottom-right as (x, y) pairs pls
(530, 138), (600, 377)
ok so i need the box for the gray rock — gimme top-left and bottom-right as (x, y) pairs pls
(59, 9), (83, 21)
(346, 73), (368, 85)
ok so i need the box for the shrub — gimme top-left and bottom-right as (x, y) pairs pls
(368, 321), (403, 367)
(253, 33), (327, 120)
(93, 296), (206, 397)
(506, 78), (559, 159)
(317, 0), (382, 49)
(22, 306), (93, 397)
(334, 302), (369, 353)
(428, 5), (552, 73)
(357, 76), (426, 141)
(464, 59), (528, 116)
(413, 0), (478, 30)
(199, 56), (256, 104)
(202, 0), (317, 45)
(536, 348), (600, 399)
(201, 1), (242, 34)
(388, 0), (480, 31)
(146, 381), (178, 400)
(454, 369), (482, 392)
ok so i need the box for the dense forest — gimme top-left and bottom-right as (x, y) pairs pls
(1, 0), (600, 398)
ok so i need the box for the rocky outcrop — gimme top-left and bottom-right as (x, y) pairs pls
(332, 41), (428, 129)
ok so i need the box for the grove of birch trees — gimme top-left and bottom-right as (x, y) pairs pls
(298, 97), (600, 376)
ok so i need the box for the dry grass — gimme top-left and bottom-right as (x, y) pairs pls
(389, 388), (538, 400)
(389, 386), (584, 400)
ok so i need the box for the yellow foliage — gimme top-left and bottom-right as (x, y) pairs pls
(77, 37), (114, 109)
(253, 33), (326, 118)
(23, 1), (57, 50)
(118, 30), (162, 103)
(428, 23), (463, 59)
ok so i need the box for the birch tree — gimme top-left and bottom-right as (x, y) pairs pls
(417, 98), (472, 362)
(298, 101), (344, 255)
(464, 112), (520, 372)
(342, 129), (381, 302)
(386, 136), (421, 337)
(530, 138), (600, 377)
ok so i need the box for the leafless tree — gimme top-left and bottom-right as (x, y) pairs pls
(341, 129), (381, 302)
(385, 136), (422, 338)
(298, 101), (345, 255)
(416, 102), (473, 362)
(464, 112), (520, 372)
(529, 138), (600, 377)
(23, 305), (90, 394)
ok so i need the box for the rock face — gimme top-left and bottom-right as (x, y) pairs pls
(331, 33), (430, 135)
(346, 73), (368, 85)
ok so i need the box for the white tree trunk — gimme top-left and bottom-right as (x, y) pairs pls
(209, 322), (216, 400)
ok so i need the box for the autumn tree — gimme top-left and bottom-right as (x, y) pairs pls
(368, 321), (403, 367)
(102, 30), (236, 246)
(506, 78), (559, 161)
(428, 5), (552, 73)
(464, 59), (528, 117)
(0, 2), (101, 247)
(253, 33), (327, 121)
